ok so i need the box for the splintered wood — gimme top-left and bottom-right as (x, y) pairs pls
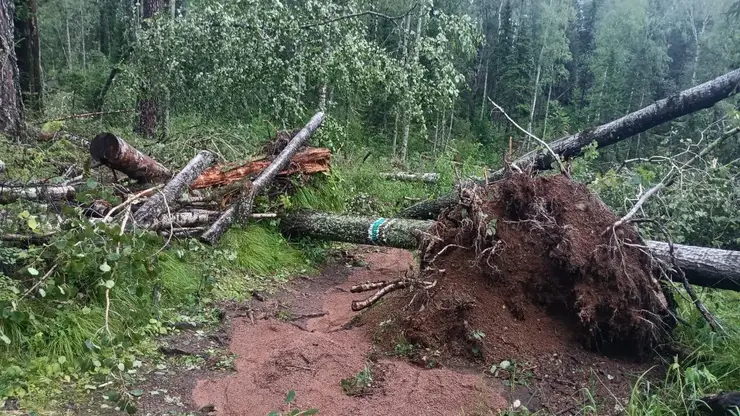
(190, 147), (331, 190)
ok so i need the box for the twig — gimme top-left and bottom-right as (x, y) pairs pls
(21, 265), (58, 299)
(487, 97), (567, 175)
(154, 190), (174, 256)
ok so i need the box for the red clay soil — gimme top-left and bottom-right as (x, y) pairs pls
(192, 249), (508, 415)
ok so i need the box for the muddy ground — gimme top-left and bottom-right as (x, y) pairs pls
(115, 245), (664, 416)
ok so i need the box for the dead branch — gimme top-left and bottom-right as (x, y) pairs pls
(351, 278), (436, 311)
(0, 184), (76, 204)
(350, 281), (389, 293)
(487, 97), (567, 175)
(612, 126), (740, 230)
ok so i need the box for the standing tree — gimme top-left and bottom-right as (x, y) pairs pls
(14, 0), (42, 113)
(0, 0), (24, 136)
(135, 0), (164, 139)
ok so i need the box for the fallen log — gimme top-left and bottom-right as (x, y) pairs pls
(148, 209), (221, 231)
(90, 132), (172, 184)
(0, 184), (76, 204)
(647, 241), (740, 291)
(402, 67), (740, 219)
(281, 211), (434, 250)
(280, 211), (740, 292)
(133, 150), (215, 226)
(191, 147), (331, 190)
(379, 172), (439, 184)
(201, 112), (325, 245)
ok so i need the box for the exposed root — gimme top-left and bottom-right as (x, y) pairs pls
(351, 278), (437, 312)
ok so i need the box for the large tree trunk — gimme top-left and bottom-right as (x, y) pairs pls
(0, 0), (24, 136)
(90, 132), (172, 183)
(280, 212), (740, 291)
(281, 211), (433, 250)
(14, 0), (42, 113)
(402, 67), (740, 219)
(647, 241), (740, 292)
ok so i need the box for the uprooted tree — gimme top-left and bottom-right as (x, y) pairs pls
(403, 67), (740, 219)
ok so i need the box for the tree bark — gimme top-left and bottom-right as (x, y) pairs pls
(379, 172), (439, 184)
(281, 211), (433, 250)
(133, 150), (214, 226)
(191, 147), (331, 190)
(90, 132), (172, 183)
(14, 0), (42, 113)
(402, 67), (740, 219)
(647, 241), (740, 292)
(200, 112), (325, 245)
(0, 0), (24, 136)
(135, 0), (165, 138)
(279, 212), (740, 292)
(0, 184), (75, 204)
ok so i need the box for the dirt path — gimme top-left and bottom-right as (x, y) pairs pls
(191, 247), (508, 415)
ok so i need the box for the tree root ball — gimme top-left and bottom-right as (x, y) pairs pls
(361, 173), (676, 364)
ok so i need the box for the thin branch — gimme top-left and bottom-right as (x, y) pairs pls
(45, 108), (135, 122)
(612, 126), (740, 229)
(487, 97), (567, 175)
(21, 265), (58, 299)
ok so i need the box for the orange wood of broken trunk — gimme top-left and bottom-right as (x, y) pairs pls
(190, 147), (331, 190)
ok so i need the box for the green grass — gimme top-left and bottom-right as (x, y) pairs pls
(627, 291), (740, 416)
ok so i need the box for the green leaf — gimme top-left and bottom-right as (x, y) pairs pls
(38, 288), (46, 298)
(301, 410), (320, 415)
(107, 252), (121, 261)
(28, 267), (39, 276)
(27, 216), (39, 230)
(58, 356), (67, 364)
(100, 262), (112, 273)
(86, 179), (99, 189)
(285, 390), (296, 404)
(130, 389), (144, 397)
(104, 280), (115, 289)
(267, 412), (279, 416)
(0, 332), (11, 345)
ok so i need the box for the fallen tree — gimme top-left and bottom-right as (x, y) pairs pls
(403, 67), (740, 219)
(200, 112), (325, 244)
(280, 210), (740, 292)
(0, 184), (76, 204)
(379, 172), (439, 184)
(90, 132), (172, 183)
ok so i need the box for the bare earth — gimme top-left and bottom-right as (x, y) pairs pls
(191, 248), (508, 415)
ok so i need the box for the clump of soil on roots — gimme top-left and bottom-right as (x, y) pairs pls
(362, 173), (676, 370)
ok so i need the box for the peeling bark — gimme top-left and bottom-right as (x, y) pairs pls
(148, 209), (219, 231)
(90, 132), (172, 183)
(403, 68), (740, 219)
(133, 150), (214, 226)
